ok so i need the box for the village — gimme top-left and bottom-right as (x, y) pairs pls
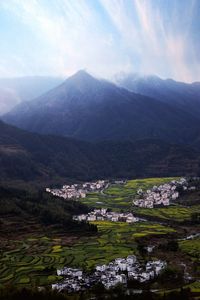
(52, 255), (167, 292)
(73, 208), (140, 223)
(49, 177), (197, 293)
(46, 177), (197, 209)
(133, 177), (195, 208)
(46, 180), (109, 199)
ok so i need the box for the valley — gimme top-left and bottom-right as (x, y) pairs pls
(1, 1), (200, 298)
(0, 177), (199, 297)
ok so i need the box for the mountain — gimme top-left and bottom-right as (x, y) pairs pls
(0, 76), (62, 115)
(115, 73), (200, 119)
(3, 71), (200, 145)
(1, 120), (200, 185)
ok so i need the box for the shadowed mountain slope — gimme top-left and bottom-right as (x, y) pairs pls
(1, 120), (200, 184)
(3, 71), (200, 145)
(116, 73), (200, 119)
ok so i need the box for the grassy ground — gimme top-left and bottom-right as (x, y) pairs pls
(0, 221), (175, 287)
(81, 177), (178, 211)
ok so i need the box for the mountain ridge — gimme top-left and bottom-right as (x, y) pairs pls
(1, 120), (200, 185)
(115, 72), (200, 119)
(3, 71), (200, 145)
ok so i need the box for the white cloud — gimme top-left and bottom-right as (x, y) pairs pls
(100, 0), (200, 82)
(0, 0), (199, 82)
(0, 0), (132, 78)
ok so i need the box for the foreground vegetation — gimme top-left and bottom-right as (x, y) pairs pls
(0, 285), (196, 300)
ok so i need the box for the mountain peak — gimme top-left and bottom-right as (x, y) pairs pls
(75, 69), (90, 76)
(68, 70), (95, 82)
(61, 70), (101, 94)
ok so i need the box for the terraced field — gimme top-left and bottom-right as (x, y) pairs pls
(0, 221), (175, 287)
(81, 177), (178, 211)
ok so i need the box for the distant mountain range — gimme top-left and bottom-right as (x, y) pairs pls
(115, 73), (200, 119)
(2, 71), (200, 146)
(0, 76), (62, 115)
(1, 120), (200, 184)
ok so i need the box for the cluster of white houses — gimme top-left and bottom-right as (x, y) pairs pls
(95, 256), (166, 289)
(46, 180), (108, 200)
(52, 255), (166, 292)
(133, 177), (190, 208)
(52, 268), (95, 293)
(73, 208), (139, 223)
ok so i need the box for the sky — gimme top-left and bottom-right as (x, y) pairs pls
(0, 0), (199, 82)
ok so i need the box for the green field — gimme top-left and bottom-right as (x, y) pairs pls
(185, 281), (200, 292)
(81, 177), (178, 211)
(0, 221), (175, 287)
(81, 177), (200, 223)
(134, 205), (200, 222)
(179, 238), (200, 258)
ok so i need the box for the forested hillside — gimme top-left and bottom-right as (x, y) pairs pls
(1, 121), (200, 185)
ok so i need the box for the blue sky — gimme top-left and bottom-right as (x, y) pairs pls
(0, 0), (199, 82)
